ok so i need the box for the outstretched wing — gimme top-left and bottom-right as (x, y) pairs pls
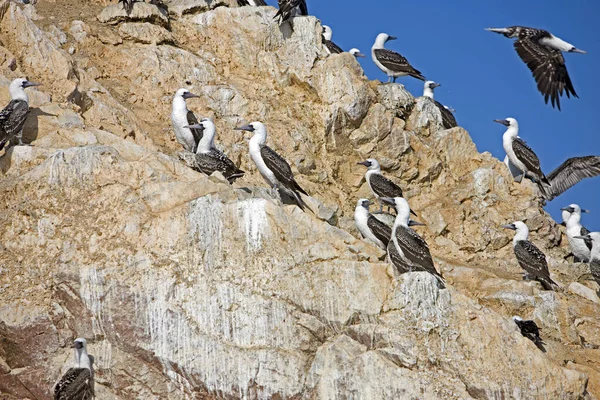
(514, 38), (577, 111)
(373, 49), (425, 80)
(545, 156), (600, 200)
(260, 145), (307, 195)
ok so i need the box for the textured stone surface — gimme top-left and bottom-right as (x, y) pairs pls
(0, 2), (598, 399)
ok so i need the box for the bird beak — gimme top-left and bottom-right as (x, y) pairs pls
(431, 83), (441, 88)
(501, 224), (517, 230)
(182, 92), (199, 99)
(23, 81), (41, 88)
(582, 209), (590, 213)
(364, 200), (372, 206)
(410, 209), (418, 217)
(387, 36), (397, 41)
(354, 52), (366, 58)
(570, 48), (587, 54)
(71, 342), (84, 349)
(573, 235), (591, 240)
(485, 27), (508, 34)
(408, 220), (426, 227)
(357, 161), (370, 167)
(493, 119), (510, 127)
(235, 124), (255, 132)
(183, 124), (204, 130)
(380, 197), (395, 206)
(560, 207), (575, 213)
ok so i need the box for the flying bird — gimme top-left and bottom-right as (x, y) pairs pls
(382, 197), (445, 288)
(485, 26), (586, 110)
(512, 316), (545, 352)
(0, 78), (40, 151)
(371, 33), (425, 83)
(171, 88), (202, 153)
(561, 204), (592, 263)
(357, 158), (416, 216)
(237, 0), (267, 5)
(573, 232), (600, 287)
(422, 81), (457, 129)
(544, 156), (600, 201)
(274, 0), (308, 24)
(502, 221), (558, 290)
(236, 122), (307, 209)
(54, 338), (93, 400)
(322, 25), (343, 55)
(184, 119), (245, 183)
(349, 48), (366, 58)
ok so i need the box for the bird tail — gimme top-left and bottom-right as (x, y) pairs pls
(540, 276), (560, 291)
(411, 72), (427, 82)
(227, 170), (245, 184)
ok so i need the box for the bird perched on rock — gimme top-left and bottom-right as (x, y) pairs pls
(371, 33), (425, 83)
(349, 48), (366, 58)
(561, 204), (592, 263)
(358, 158), (415, 216)
(54, 338), (93, 400)
(574, 232), (600, 287)
(236, 122), (307, 209)
(322, 25), (343, 55)
(486, 26), (586, 110)
(382, 197), (445, 288)
(171, 89), (202, 153)
(354, 198), (392, 250)
(274, 0), (307, 24)
(512, 316), (545, 351)
(422, 81), (457, 129)
(502, 221), (558, 290)
(184, 118), (244, 183)
(0, 78), (40, 151)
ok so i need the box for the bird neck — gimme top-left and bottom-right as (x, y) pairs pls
(513, 228), (529, 245)
(503, 126), (519, 141)
(372, 37), (386, 50)
(197, 126), (215, 153)
(566, 212), (581, 227)
(323, 31), (332, 41)
(172, 96), (187, 113)
(354, 206), (369, 226)
(392, 209), (410, 230)
(74, 348), (91, 371)
(250, 130), (267, 148)
(9, 87), (28, 102)
(423, 87), (434, 99)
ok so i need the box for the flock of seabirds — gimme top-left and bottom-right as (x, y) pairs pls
(0, 0), (598, 398)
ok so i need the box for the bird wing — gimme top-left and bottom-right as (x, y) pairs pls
(368, 173), (403, 198)
(580, 225), (593, 251)
(260, 145), (307, 195)
(395, 226), (440, 277)
(373, 49), (425, 80)
(514, 240), (557, 289)
(434, 100), (457, 129)
(185, 111), (204, 152)
(545, 156), (600, 200)
(324, 40), (344, 54)
(0, 100), (29, 151)
(512, 138), (546, 180)
(387, 239), (411, 274)
(275, 0), (306, 21)
(255, 0), (267, 4)
(54, 368), (92, 400)
(513, 38), (577, 111)
(367, 215), (392, 248)
(237, 0), (249, 5)
(196, 150), (244, 183)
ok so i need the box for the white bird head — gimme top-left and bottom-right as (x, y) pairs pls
(71, 338), (91, 370)
(381, 197), (411, 226)
(356, 198), (371, 210)
(561, 204), (589, 216)
(322, 25), (333, 41)
(9, 78), (40, 102)
(502, 221), (529, 243)
(374, 33), (397, 47)
(494, 117), (518, 128)
(423, 81), (440, 98)
(512, 315), (523, 322)
(235, 121), (267, 142)
(561, 204), (589, 225)
(349, 48), (366, 58)
(175, 88), (199, 101)
(357, 158), (381, 171)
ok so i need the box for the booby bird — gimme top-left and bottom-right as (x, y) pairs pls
(512, 316), (545, 351)
(371, 33), (425, 83)
(171, 88), (202, 153)
(485, 26), (585, 110)
(274, 0), (308, 24)
(354, 199), (392, 250)
(494, 118), (549, 189)
(544, 156), (600, 201)
(322, 26), (343, 55)
(54, 338), (93, 400)
(184, 119), (245, 183)
(349, 48), (366, 58)
(502, 221), (558, 290)
(561, 204), (592, 262)
(574, 232), (600, 287)
(237, 0), (267, 5)
(422, 81), (457, 129)
(0, 78), (40, 151)
(382, 197), (445, 288)
(235, 122), (307, 209)
(357, 158), (416, 216)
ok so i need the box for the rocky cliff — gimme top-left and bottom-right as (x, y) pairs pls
(0, 1), (599, 399)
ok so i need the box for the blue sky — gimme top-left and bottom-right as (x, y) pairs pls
(264, 0), (600, 230)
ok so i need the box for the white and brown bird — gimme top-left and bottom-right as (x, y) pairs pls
(54, 338), (93, 400)
(171, 88), (202, 153)
(422, 81), (457, 129)
(322, 25), (343, 55)
(349, 48), (366, 58)
(513, 316), (545, 351)
(354, 199), (392, 250)
(274, 0), (308, 24)
(371, 33), (425, 83)
(502, 221), (558, 290)
(486, 26), (586, 110)
(561, 204), (592, 263)
(574, 232), (600, 287)
(0, 78), (40, 151)
(236, 122), (307, 209)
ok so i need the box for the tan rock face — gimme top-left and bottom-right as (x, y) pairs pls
(0, 2), (598, 399)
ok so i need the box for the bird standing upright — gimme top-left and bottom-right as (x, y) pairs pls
(54, 338), (93, 400)
(371, 33), (425, 83)
(171, 88), (202, 153)
(0, 78), (40, 151)
(422, 81), (457, 129)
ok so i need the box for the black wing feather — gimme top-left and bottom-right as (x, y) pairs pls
(54, 368), (92, 400)
(394, 226), (445, 287)
(237, 0), (267, 5)
(367, 215), (392, 248)
(387, 239), (410, 274)
(260, 145), (307, 195)
(544, 156), (600, 200)
(514, 240), (557, 290)
(513, 38), (577, 111)
(434, 100), (457, 129)
(369, 173), (403, 198)
(0, 100), (29, 151)
(373, 49), (425, 81)
(185, 111), (203, 152)
(580, 226), (593, 252)
(512, 138), (549, 184)
(324, 40), (343, 55)
(515, 319), (545, 349)
(590, 259), (600, 286)
(195, 150), (245, 183)
(275, 0), (307, 22)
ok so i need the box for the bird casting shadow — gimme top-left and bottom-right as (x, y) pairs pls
(22, 107), (57, 145)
